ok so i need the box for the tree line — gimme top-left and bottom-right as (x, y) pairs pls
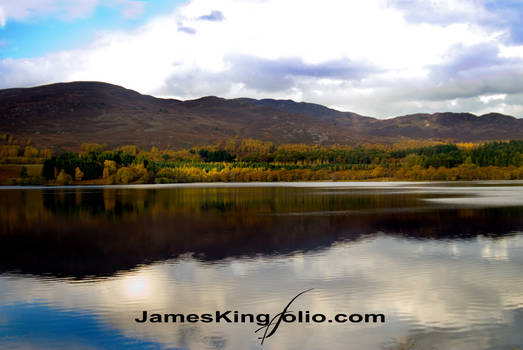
(7, 138), (523, 184)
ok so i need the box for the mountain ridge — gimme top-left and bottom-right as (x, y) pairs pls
(1, 81), (521, 149)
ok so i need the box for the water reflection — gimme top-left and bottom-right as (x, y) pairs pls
(1, 185), (522, 278)
(0, 183), (522, 350)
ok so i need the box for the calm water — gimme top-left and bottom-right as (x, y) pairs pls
(1, 182), (522, 350)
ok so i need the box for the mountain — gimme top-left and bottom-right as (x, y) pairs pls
(238, 98), (374, 127)
(0, 81), (522, 150)
(244, 99), (523, 141)
(0, 82), (362, 149)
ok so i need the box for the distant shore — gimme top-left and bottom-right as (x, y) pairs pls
(2, 180), (523, 190)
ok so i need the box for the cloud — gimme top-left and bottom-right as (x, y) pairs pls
(0, 0), (100, 22)
(177, 25), (196, 34)
(425, 43), (523, 99)
(162, 55), (379, 96)
(227, 55), (380, 92)
(388, 0), (523, 44)
(119, 0), (146, 19)
(1, 0), (523, 118)
(433, 43), (509, 78)
(387, 0), (489, 25)
(0, 6), (5, 27)
(362, 42), (523, 105)
(483, 1), (523, 44)
(0, 53), (85, 88)
(197, 10), (224, 21)
(0, 0), (146, 24)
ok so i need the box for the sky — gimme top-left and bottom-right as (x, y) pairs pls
(1, 0), (523, 118)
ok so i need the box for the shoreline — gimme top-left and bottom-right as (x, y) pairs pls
(2, 179), (523, 190)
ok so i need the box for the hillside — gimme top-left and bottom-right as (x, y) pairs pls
(247, 99), (523, 141)
(1, 81), (522, 150)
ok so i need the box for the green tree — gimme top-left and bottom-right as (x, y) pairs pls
(19, 167), (28, 178)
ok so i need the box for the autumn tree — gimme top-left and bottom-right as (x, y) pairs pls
(56, 169), (72, 185)
(75, 167), (84, 181)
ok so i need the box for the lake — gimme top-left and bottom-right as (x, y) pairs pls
(1, 182), (522, 350)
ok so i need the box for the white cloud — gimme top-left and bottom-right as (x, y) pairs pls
(1, 0), (523, 118)
(479, 94), (506, 104)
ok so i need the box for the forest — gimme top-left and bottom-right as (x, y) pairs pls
(1, 135), (522, 185)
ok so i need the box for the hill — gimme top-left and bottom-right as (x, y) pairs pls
(1, 81), (521, 149)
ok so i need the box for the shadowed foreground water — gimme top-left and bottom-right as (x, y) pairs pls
(0, 182), (522, 350)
